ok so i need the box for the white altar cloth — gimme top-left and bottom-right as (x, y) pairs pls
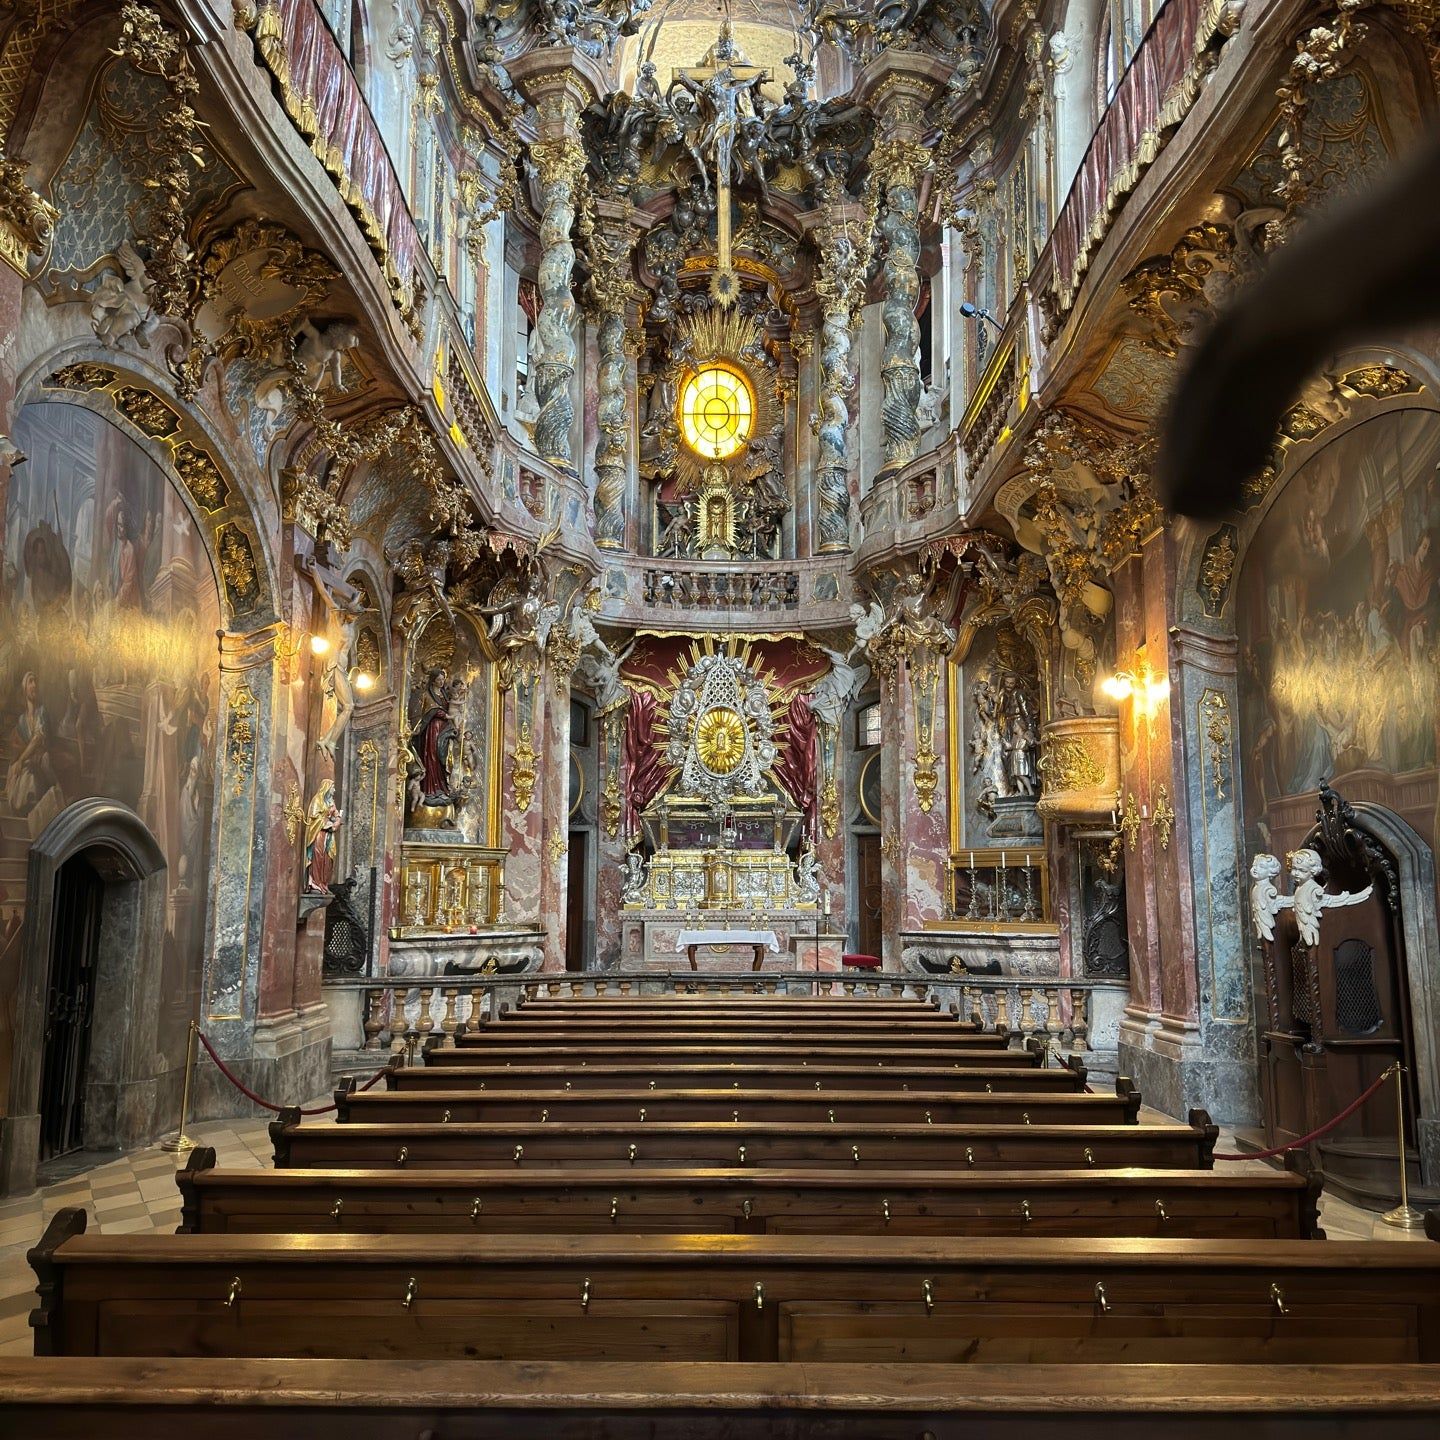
(677, 929), (781, 953)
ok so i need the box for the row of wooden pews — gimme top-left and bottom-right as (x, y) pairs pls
(7, 988), (1440, 1435)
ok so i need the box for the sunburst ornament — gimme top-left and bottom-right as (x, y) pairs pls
(709, 266), (741, 307)
(695, 705), (748, 775)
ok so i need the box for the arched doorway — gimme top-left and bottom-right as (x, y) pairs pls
(38, 851), (104, 1167)
(0, 799), (166, 1194)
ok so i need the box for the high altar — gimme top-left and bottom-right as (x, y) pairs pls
(616, 643), (845, 971)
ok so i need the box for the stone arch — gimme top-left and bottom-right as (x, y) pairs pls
(10, 345), (283, 629)
(1172, 347), (1440, 632)
(0, 799), (166, 1195)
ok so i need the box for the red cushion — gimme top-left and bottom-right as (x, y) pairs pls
(841, 953), (882, 969)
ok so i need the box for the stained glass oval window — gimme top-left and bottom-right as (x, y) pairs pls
(679, 363), (755, 461)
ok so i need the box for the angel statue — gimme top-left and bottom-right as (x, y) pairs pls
(848, 598), (886, 660)
(1248, 852), (1291, 943)
(808, 645), (870, 729)
(1288, 847), (1372, 948)
(255, 317), (360, 419)
(91, 240), (158, 347)
(621, 848), (649, 905)
(795, 846), (823, 905)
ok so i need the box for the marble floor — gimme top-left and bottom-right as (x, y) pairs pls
(0, 1107), (1427, 1358)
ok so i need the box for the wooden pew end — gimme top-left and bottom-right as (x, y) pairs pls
(1189, 1108), (1220, 1166)
(1116, 1077), (1141, 1123)
(175, 1148), (217, 1235)
(1282, 1150), (1325, 1239)
(270, 1106), (302, 1167)
(27, 1207), (87, 1357)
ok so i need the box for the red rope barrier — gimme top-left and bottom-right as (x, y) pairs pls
(1213, 1065), (1395, 1161)
(196, 1030), (385, 1116)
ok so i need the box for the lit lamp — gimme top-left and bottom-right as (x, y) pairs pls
(1101, 661), (1169, 715)
(309, 633), (332, 657)
(352, 670), (376, 693)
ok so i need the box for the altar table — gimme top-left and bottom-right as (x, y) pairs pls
(676, 929), (781, 972)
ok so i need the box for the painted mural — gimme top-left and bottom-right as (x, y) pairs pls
(1236, 410), (1440, 889)
(0, 402), (221, 1110)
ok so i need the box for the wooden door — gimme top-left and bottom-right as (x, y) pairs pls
(856, 834), (882, 959)
(565, 830), (587, 972)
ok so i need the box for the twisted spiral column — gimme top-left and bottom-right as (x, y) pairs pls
(530, 132), (585, 468)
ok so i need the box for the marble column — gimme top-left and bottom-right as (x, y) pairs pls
(511, 51), (606, 472)
(593, 696), (628, 968)
(1114, 531), (1258, 1124)
(538, 648), (577, 971)
(856, 57), (946, 479)
(803, 189), (867, 554)
(204, 624), (283, 1060)
(588, 200), (644, 550)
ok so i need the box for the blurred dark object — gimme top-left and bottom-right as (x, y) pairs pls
(1159, 127), (1440, 518)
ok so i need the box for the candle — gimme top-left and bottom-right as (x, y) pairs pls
(1000, 851), (1006, 869)
(968, 851), (974, 870)
(823, 892), (832, 916)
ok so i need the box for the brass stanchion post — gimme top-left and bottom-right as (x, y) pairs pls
(1381, 1062), (1423, 1230)
(161, 1019), (198, 1154)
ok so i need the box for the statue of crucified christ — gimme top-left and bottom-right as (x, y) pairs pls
(669, 21), (768, 303)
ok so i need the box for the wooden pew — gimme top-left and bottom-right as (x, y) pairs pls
(30, 1215), (1440, 1363)
(176, 1148), (1323, 1239)
(269, 1110), (1218, 1170)
(7, 1358), (1440, 1439)
(457, 1022), (1010, 1046)
(426, 1042), (1025, 1069)
(388, 1055), (1086, 1095)
(331, 1079), (1140, 1127)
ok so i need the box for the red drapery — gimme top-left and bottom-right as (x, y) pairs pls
(622, 689), (670, 840)
(773, 693), (819, 841)
(1051, 0), (1207, 310)
(256, 1), (422, 305)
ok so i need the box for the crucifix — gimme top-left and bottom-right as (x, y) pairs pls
(671, 20), (768, 303)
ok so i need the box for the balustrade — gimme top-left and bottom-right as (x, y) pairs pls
(341, 971), (1119, 1058)
(642, 566), (801, 611)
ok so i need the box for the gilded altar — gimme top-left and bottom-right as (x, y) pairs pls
(633, 847), (812, 911)
(394, 841), (506, 936)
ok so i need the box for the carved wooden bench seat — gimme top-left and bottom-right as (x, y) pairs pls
(426, 1042), (1024, 1068)
(176, 1149), (1321, 1239)
(6, 1359), (1440, 1438)
(269, 1110), (1218, 1171)
(30, 1218), (1440, 1364)
(390, 1055), (1082, 1094)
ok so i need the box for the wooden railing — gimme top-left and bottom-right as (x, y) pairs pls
(340, 971), (1123, 1057)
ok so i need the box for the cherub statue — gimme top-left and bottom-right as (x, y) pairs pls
(1288, 847), (1372, 948)
(91, 240), (157, 347)
(848, 598), (886, 659)
(621, 848), (649, 905)
(915, 376), (943, 431)
(795, 845), (823, 904)
(293, 318), (360, 394)
(1249, 852), (1291, 943)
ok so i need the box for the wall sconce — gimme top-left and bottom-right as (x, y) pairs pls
(353, 669), (376, 693)
(1101, 660), (1169, 712)
(309, 633), (332, 657)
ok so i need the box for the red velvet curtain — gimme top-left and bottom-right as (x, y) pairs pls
(623, 690), (670, 840)
(773, 693), (819, 841)
(1052, 0), (1201, 302)
(269, 1), (422, 298)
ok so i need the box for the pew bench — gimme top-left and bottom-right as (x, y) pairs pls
(332, 1080), (1138, 1128)
(456, 1023), (1011, 1047)
(387, 1056), (1085, 1094)
(269, 1111), (1219, 1170)
(31, 1217), (1440, 1364)
(426, 1042), (1025, 1069)
(177, 1150), (1322, 1239)
(6, 1359), (1440, 1439)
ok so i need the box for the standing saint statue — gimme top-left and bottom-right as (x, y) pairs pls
(303, 781), (342, 895)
